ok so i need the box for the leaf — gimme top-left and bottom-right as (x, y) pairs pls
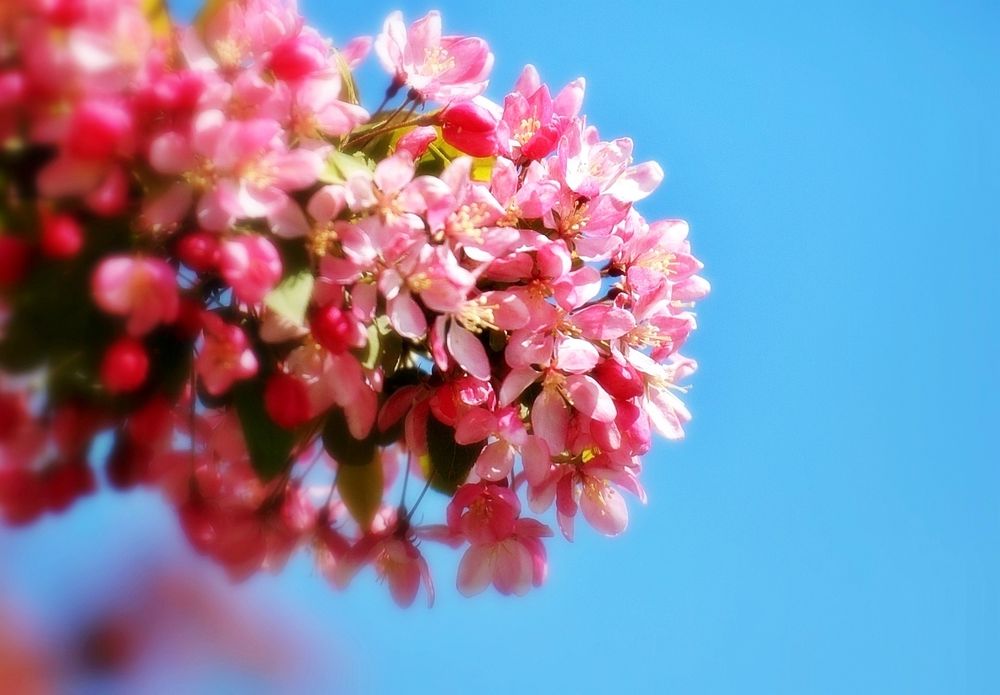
(337, 453), (383, 530)
(320, 150), (373, 184)
(433, 138), (495, 181)
(322, 408), (377, 467)
(264, 270), (313, 326)
(323, 408), (383, 529)
(332, 50), (360, 105)
(233, 381), (295, 481)
(424, 415), (485, 495)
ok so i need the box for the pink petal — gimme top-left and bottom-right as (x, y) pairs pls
(555, 337), (600, 374)
(475, 441), (514, 481)
(456, 544), (493, 597)
(388, 292), (427, 339)
(447, 323), (490, 381)
(531, 388), (569, 453)
(565, 374), (617, 423)
(579, 478), (629, 536)
(500, 367), (539, 406)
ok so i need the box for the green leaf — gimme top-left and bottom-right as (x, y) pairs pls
(233, 380), (295, 481)
(322, 408), (377, 467)
(332, 50), (361, 105)
(321, 150), (373, 184)
(337, 453), (383, 530)
(424, 415), (485, 495)
(264, 269), (313, 325)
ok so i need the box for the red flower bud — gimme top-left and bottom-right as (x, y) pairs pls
(0, 468), (46, 526)
(268, 37), (326, 82)
(101, 337), (149, 394)
(40, 213), (84, 259)
(67, 99), (133, 160)
(311, 305), (354, 354)
(440, 101), (498, 157)
(0, 235), (31, 288)
(264, 373), (312, 429)
(44, 458), (95, 512)
(177, 231), (220, 273)
(593, 358), (644, 400)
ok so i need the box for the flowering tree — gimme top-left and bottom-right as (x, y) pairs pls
(0, 0), (709, 605)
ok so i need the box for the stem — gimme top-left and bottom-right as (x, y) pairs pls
(399, 451), (412, 508)
(405, 470), (436, 523)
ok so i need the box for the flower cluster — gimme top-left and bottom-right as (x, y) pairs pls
(0, 0), (708, 605)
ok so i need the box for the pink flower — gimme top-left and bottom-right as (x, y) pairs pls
(331, 509), (438, 608)
(449, 484), (551, 596)
(219, 235), (283, 304)
(498, 64), (585, 161)
(147, 111), (322, 236)
(374, 11), (493, 102)
(91, 256), (179, 336)
(196, 314), (259, 396)
(455, 406), (528, 481)
(557, 121), (663, 204)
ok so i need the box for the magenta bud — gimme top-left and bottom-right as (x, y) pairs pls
(440, 100), (498, 157)
(593, 358), (644, 400)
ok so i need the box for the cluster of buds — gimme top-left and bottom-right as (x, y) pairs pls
(0, 0), (708, 605)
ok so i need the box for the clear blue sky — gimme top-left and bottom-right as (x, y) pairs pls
(2, 1), (998, 693)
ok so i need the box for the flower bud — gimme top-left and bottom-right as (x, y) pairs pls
(264, 373), (312, 429)
(67, 99), (134, 160)
(44, 458), (95, 512)
(268, 33), (327, 81)
(40, 213), (84, 259)
(101, 337), (149, 394)
(593, 358), (644, 400)
(177, 231), (220, 273)
(311, 305), (355, 354)
(440, 101), (498, 157)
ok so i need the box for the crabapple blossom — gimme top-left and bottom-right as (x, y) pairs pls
(91, 256), (180, 336)
(0, 0), (707, 604)
(374, 10), (493, 102)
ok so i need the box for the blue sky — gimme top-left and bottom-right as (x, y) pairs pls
(2, 1), (998, 693)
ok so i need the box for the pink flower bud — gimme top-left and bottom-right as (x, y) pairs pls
(219, 235), (283, 304)
(177, 231), (220, 273)
(593, 358), (644, 400)
(440, 101), (498, 157)
(40, 213), (83, 259)
(268, 33), (327, 81)
(101, 337), (150, 394)
(311, 305), (354, 354)
(0, 236), (31, 288)
(264, 373), (312, 429)
(66, 100), (134, 160)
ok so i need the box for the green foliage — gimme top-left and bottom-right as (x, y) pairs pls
(424, 414), (484, 495)
(233, 380), (295, 481)
(264, 269), (314, 325)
